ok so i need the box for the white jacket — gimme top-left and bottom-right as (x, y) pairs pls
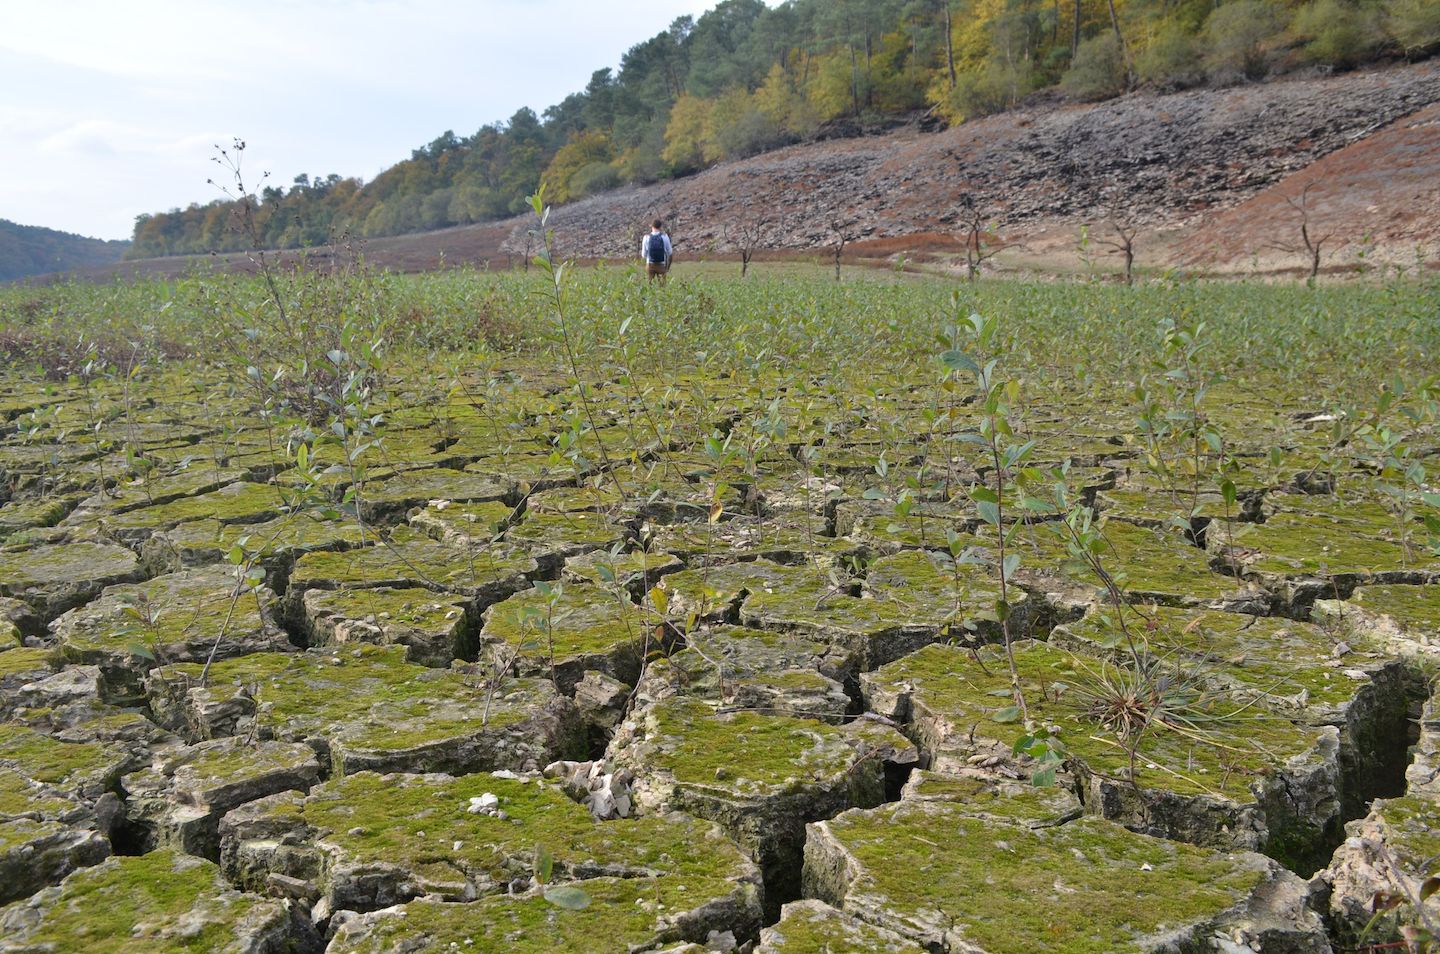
(641, 232), (672, 263)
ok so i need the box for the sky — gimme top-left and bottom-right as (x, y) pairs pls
(0, 0), (723, 241)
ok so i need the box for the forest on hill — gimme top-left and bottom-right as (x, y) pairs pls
(0, 220), (129, 283)
(127, 0), (1440, 260)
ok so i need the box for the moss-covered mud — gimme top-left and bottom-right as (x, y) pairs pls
(863, 640), (1344, 871)
(221, 769), (762, 934)
(147, 645), (586, 777)
(0, 286), (1436, 950)
(803, 797), (1329, 953)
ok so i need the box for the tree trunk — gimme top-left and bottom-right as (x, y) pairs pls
(1072, 0), (1082, 58)
(1105, 0), (1131, 84)
(944, 1), (957, 87)
(849, 43), (861, 116)
(864, 31), (873, 109)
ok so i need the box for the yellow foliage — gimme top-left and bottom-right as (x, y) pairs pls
(805, 49), (859, 121)
(539, 130), (613, 204)
(661, 94), (715, 170)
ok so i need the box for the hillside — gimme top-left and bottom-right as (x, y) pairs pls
(0, 220), (128, 283)
(123, 0), (1440, 259)
(66, 60), (1440, 282)
(525, 59), (1440, 274)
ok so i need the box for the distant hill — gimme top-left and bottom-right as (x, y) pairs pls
(126, 0), (1440, 260)
(0, 220), (129, 283)
(87, 61), (1440, 282)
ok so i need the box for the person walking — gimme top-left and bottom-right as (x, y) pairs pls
(641, 219), (672, 283)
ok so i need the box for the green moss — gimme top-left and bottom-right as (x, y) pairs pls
(761, 900), (925, 953)
(73, 468), (247, 517)
(1011, 520), (1253, 604)
(1347, 584), (1440, 634)
(838, 504), (971, 553)
(737, 562), (943, 662)
(1366, 795), (1440, 870)
(0, 497), (76, 536)
(307, 586), (466, 630)
(152, 645), (554, 767)
(662, 559), (798, 623)
(329, 876), (754, 953)
(899, 770), (1079, 823)
(563, 549), (682, 590)
(481, 583), (654, 670)
(99, 481), (287, 535)
(0, 767), (74, 819)
(1265, 492), (1421, 535)
(1055, 604), (1364, 715)
(408, 500), (513, 543)
(148, 514), (366, 567)
(288, 526), (537, 597)
(870, 641), (1324, 803)
(366, 468), (510, 508)
(864, 548), (1012, 629)
(1225, 514), (1440, 578)
(304, 585), (473, 664)
(635, 699), (865, 798)
(647, 520), (860, 565)
(464, 453), (578, 487)
(270, 770), (754, 899)
(527, 485), (623, 514)
(647, 625), (852, 703)
(153, 738), (317, 791)
(0, 541), (141, 594)
(0, 816), (71, 854)
(7, 848), (286, 953)
(54, 566), (276, 662)
(0, 646), (56, 680)
(822, 800), (1268, 954)
(1096, 488), (1232, 524)
(0, 726), (124, 790)
(504, 510), (624, 554)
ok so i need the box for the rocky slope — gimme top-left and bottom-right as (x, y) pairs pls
(46, 59), (1440, 283)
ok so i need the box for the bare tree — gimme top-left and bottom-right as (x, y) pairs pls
(956, 194), (1011, 282)
(724, 217), (769, 278)
(831, 218), (852, 282)
(1097, 208), (1140, 285)
(1267, 183), (1334, 286)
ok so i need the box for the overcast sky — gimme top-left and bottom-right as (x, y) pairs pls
(1, 0), (722, 241)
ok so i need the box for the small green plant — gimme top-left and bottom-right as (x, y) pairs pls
(941, 308), (1069, 784)
(532, 842), (591, 910)
(1358, 847), (1440, 952)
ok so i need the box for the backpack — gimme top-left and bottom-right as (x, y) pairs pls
(646, 233), (668, 264)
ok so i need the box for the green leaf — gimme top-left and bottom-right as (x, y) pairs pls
(976, 500), (1000, 527)
(126, 642), (155, 661)
(993, 705), (1021, 723)
(1031, 765), (1058, 787)
(544, 886), (591, 910)
(940, 349), (979, 374)
(534, 844), (554, 885)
